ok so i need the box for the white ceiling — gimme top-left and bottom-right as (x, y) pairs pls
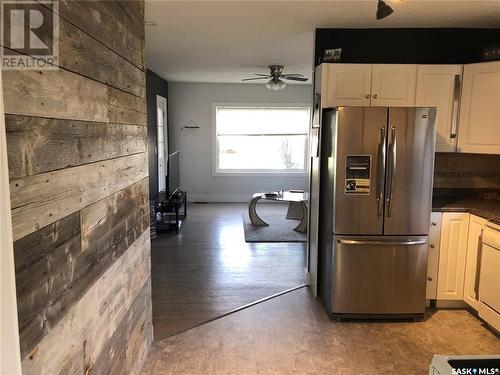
(145, 0), (500, 83)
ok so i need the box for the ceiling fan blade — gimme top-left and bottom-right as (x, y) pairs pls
(241, 77), (270, 81)
(254, 73), (271, 77)
(282, 73), (305, 78)
(283, 76), (309, 82)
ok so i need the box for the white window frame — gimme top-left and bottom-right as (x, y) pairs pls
(211, 103), (311, 177)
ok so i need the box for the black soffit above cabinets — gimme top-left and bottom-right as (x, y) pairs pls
(314, 28), (500, 66)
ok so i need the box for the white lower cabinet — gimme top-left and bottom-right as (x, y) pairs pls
(463, 215), (487, 309)
(436, 213), (470, 300)
(478, 222), (500, 331)
(430, 212), (499, 331)
(426, 213), (442, 299)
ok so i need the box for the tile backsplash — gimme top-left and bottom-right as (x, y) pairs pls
(433, 152), (500, 190)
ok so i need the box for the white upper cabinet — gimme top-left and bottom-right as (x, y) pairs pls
(370, 64), (417, 107)
(326, 64), (372, 107)
(416, 65), (462, 152)
(457, 61), (500, 154)
(322, 64), (416, 107)
(437, 213), (470, 300)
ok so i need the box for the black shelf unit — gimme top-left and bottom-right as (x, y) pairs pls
(150, 190), (187, 235)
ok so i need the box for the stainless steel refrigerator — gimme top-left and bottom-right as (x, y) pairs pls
(318, 107), (436, 319)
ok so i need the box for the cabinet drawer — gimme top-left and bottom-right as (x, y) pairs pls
(483, 224), (500, 249)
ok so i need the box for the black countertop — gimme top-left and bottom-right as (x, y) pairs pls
(432, 196), (500, 225)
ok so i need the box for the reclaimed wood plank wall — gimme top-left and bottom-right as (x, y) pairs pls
(2, 1), (152, 374)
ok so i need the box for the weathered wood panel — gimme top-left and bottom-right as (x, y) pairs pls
(59, 19), (145, 97)
(4, 15), (145, 98)
(80, 178), (149, 257)
(5, 0), (151, 372)
(3, 69), (147, 125)
(5, 3), (150, 104)
(108, 86), (147, 125)
(14, 213), (81, 358)
(10, 152), (148, 241)
(14, 179), (149, 358)
(54, 0), (144, 69)
(91, 279), (152, 375)
(6, 115), (147, 179)
(101, 1), (145, 42)
(2, 69), (108, 122)
(21, 231), (151, 375)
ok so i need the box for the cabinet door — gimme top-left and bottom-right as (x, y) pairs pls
(457, 61), (500, 154)
(437, 213), (469, 300)
(426, 213), (442, 299)
(371, 64), (417, 107)
(416, 65), (462, 152)
(463, 215), (486, 309)
(478, 222), (500, 331)
(326, 64), (372, 107)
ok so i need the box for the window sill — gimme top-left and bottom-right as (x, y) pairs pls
(213, 171), (308, 178)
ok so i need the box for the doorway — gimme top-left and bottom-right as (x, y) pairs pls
(156, 95), (168, 192)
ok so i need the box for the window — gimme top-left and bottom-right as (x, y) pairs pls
(213, 105), (310, 175)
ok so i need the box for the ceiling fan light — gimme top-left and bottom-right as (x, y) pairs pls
(266, 79), (286, 91)
(376, 0), (393, 20)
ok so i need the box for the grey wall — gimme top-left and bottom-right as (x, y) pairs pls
(168, 82), (312, 202)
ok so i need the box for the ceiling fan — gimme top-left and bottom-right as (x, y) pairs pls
(242, 65), (309, 90)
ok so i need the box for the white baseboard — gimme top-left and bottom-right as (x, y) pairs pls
(188, 193), (291, 203)
(188, 194), (252, 203)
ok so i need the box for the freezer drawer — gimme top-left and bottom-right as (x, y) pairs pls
(329, 235), (428, 316)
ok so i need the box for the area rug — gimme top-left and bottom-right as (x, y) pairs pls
(242, 213), (307, 243)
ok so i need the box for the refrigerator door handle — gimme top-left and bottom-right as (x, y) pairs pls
(376, 126), (386, 216)
(337, 239), (427, 246)
(386, 126), (396, 217)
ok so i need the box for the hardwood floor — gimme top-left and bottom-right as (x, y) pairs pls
(151, 203), (306, 340)
(142, 287), (500, 375)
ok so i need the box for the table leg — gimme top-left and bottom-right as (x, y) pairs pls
(184, 192), (187, 218)
(286, 201), (303, 220)
(293, 201), (308, 233)
(248, 196), (268, 226)
(175, 205), (179, 234)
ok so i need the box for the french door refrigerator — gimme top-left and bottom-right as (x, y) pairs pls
(318, 107), (436, 319)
